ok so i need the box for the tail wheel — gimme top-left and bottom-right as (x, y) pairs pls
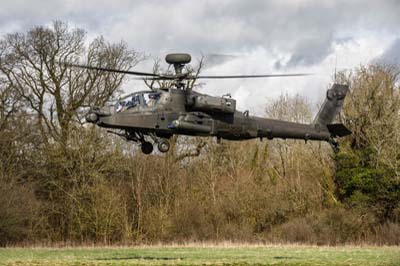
(157, 140), (170, 153)
(141, 141), (153, 154)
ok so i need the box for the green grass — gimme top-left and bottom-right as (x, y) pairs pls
(0, 245), (399, 266)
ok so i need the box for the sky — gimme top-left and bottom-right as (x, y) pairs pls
(1, 0), (399, 114)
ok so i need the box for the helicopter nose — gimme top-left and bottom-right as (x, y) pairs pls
(85, 112), (99, 123)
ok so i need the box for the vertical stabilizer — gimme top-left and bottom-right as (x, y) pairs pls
(313, 84), (348, 129)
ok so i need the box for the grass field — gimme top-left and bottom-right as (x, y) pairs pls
(0, 245), (399, 266)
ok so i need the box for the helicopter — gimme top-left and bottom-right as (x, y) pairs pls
(67, 53), (351, 154)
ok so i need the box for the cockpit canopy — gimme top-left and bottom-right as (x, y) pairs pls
(116, 91), (161, 112)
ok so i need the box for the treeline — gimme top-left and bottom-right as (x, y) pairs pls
(0, 22), (399, 246)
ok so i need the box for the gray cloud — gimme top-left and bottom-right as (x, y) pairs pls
(2, 0), (399, 58)
(283, 34), (335, 68)
(377, 38), (400, 65)
(203, 54), (239, 68)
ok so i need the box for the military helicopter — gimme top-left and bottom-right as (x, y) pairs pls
(68, 53), (351, 154)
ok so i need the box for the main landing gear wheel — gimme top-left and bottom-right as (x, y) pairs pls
(141, 141), (153, 154)
(157, 140), (170, 153)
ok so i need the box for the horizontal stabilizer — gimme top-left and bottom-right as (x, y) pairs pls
(327, 123), (352, 137)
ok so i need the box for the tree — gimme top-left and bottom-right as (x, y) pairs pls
(335, 64), (400, 220)
(0, 21), (143, 243)
(0, 21), (142, 145)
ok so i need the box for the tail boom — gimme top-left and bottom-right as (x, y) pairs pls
(251, 83), (351, 142)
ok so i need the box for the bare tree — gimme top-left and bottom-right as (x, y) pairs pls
(266, 93), (312, 124)
(339, 65), (400, 173)
(0, 21), (142, 145)
(265, 93), (314, 177)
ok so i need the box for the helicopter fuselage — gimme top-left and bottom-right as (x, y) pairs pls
(75, 53), (350, 154)
(87, 85), (347, 154)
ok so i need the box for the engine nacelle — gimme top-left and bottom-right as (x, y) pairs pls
(192, 95), (236, 114)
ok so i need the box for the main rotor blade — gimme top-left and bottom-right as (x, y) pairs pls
(64, 63), (161, 77)
(64, 62), (312, 80)
(195, 73), (312, 79)
(132, 76), (181, 81)
(134, 73), (312, 81)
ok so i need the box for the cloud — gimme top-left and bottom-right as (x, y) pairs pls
(3, 1), (399, 53)
(376, 38), (400, 65)
(202, 54), (239, 68)
(284, 35), (335, 67)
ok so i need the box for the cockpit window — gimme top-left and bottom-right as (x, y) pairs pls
(115, 100), (126, 112)
(115, 92), (161, 112)
(143, 93), (161, 107)
(126, 95), (141, 109)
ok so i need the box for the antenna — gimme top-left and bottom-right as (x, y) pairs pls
(334, 52), (338, 82)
